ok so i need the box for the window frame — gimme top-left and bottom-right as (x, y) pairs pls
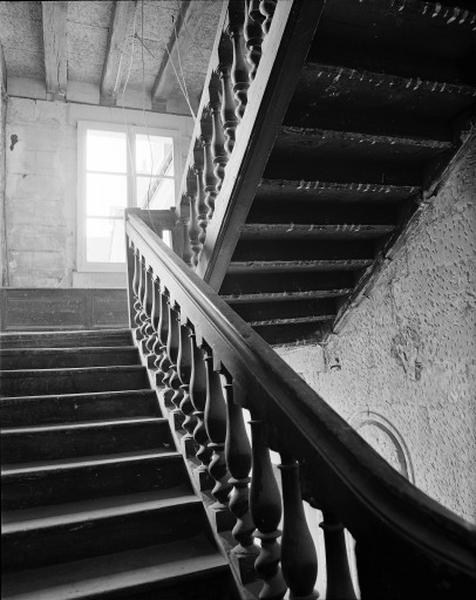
(77, 120), (180, 273)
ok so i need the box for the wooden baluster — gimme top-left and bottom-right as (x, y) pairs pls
(249, 418), (287, 600)
(187, 166), (200, 267)
(320, 512), (357, 600)
(259, 0), (276, 34)
(155, 288), (171, 378)
(245, 0), (264, 79)
(177, 320), (197, 446)
(140, 267), (154, 348)
(209, 72), (228, 191)
(201, 108), (218, 222)
(203, 345), (232, 507)
(218, 31), (238, 155)
(229, 0), (250, 120)
(162, 301), (183, 415)
(189, 330), (213, 472)
(131, 246), (142, 328)
(279, 455), (318, 600)
(145, 274), (160, 356)
(222, 371), (257, 555)
(193, 140), (207, 248)
(180, 193), (193, 267)
(135, 255), (147, 340)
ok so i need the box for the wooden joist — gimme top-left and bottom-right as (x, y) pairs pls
(41, 1), (68, 100)
(100, 1), (138, 106)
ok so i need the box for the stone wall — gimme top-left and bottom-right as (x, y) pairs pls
(277, 138), (476, 524)
(4, 97), (192, 287)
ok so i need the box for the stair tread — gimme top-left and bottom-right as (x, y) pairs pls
(0, 365), (145, 376)
(1, 535), (228, 600)
(229, 259), (372, 272)
(241, 223), (395, 238)
(0, 346), (138, 354)
(0, 388), (156, 403)
(1, 416), (166, 434)
(223, 289), (352, 303)
(3, 491), (200, 533)
(2, 449), (182, 476)
(249, 315), (334, 326)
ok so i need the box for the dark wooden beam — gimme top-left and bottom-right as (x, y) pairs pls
(41, 1), (68, 100)
(150, 0), (191, 112)
(100, 0), (138, 106)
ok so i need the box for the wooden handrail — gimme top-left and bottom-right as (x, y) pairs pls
(126, 209), (476, 599)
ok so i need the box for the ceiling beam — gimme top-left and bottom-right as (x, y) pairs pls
(151, 0), (191, 112)
(41, 1), (68, 100)
(100, 1), (138, 106)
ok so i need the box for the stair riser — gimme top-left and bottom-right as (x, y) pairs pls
(0, 349), (140, 370)
(1, 421), (174, 464)
(2, 456), (190, 509)
(0, 368), (149, 397)
(2, 503), (206, 571)
(0, 392), (159, 426)
(0, 331), (133, 349)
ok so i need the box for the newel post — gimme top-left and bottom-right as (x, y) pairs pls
(249, 418), (287, 599)
(279, 455), (318, 600)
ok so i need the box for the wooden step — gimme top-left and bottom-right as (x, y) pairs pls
(222, 289), (352, 304)
(0, 365), (149, 397)
(231, 297), (337, 323)
(254, 320), (332, 346)
(0, 418), (174, 464)
(0, 329), (133, 349)
(228, 259), (373, 273)
(0, 390), (160, 427)
(0, 346), (140, 370)
(1, 451), (190, 510)
(2, 493), (207, 571)
(1, 536), (233, 600)
(286, 62), (476, 138)
(221, 270), (356, 296)
(240, 223), (395, 239)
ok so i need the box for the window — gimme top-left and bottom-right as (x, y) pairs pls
(77, 122), (177, 271)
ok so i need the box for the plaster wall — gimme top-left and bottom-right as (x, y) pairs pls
(276, 139), (476, 524)
(3, 96), (192, 287)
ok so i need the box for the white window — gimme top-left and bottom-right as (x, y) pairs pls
(77, 121), (178, 272)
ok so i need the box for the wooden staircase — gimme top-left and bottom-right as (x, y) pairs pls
(0, 329), (237, 600)
(212, 0), (476, 344)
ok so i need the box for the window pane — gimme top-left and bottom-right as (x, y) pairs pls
(136, 177), (175, 209)
(87, 129), (127, 173)
(86, 218), (125, 263)
(135, 134), (174, 177)
(86, 173), (127, 217)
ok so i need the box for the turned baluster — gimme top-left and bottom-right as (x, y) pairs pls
(145, 274), (160, 355)
(177, 320), (197, 442)
(245, 0), (264, 79)
(218, 31), (238, 155)
(222, 371), (257, 555)
(162, 301), (183, 413)
(201, 108), (218, 222)
(279, 455), (318, 600)
(189, 329), (213, 470)
(259, 0), (277, 34)
(180, 193), (193, 267)
(249, 418), (287, 599)
(186, 167), (201, 267)
(140, 266), (154, 347)
(209, 72), (228, 191)
(155, 288), (171, 379)
(135, 255), (147, 340)
(193, 140), (207, 247)
(203, 345), (232, 507)
(131, 247), (142, 327)
(229, 0), (250, 120)
(320, 512), (357, 600)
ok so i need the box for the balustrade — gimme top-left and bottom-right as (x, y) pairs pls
(126, 215), (476, 600)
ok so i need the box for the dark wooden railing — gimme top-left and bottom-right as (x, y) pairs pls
(175, 0), (325, 290)
(126, 210), (476, 600)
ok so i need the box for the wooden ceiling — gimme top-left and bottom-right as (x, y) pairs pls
(0, 0), (222, 114)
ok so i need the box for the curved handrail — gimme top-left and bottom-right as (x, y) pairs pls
(126, 210), (476, 598)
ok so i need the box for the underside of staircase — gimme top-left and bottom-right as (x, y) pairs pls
(217, 0), (476, 345)
(0, 329), (238, 600)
